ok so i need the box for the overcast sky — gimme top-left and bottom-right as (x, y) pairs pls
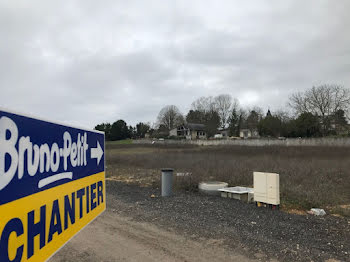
(1, 1), (349, 128)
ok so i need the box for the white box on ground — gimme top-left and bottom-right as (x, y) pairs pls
(253, 172), (280, 205)
(218, 187), (254, 203)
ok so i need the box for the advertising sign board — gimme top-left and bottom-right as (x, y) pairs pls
(0, 109), (105, 262)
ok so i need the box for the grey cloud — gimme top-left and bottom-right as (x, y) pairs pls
(0, 1), (349, 128)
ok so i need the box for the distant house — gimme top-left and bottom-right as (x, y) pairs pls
(329, 122), (350, 136)
(327, 115), (350, 135)
(239, 128), (259, 139)
(170, 123), (207, 140)
(216, 128), (229, 138)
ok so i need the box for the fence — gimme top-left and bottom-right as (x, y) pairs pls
(133, 137), (350, 147)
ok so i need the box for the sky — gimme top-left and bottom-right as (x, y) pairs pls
(1, 1), (349, 128)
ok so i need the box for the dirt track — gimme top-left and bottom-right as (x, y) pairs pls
(50, 181), (350, 262)
(50, 210), (257, 262)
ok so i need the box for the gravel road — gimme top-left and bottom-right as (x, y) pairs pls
(51, 181), (350, 262)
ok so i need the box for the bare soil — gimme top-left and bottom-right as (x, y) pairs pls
(50, 210), (257, 262)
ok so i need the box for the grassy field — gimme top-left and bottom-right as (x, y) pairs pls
(105, 143), (350, 216)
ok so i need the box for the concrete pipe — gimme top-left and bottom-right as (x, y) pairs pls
(198, 181), (228, 196)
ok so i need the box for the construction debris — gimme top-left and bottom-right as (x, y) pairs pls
(308, 208), (326, 216)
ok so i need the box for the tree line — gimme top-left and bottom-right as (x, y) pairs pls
(94, 121), (151, 141)
(95, 84), (350, 140)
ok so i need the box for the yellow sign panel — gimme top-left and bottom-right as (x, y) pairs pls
(0, 172), (106, 262)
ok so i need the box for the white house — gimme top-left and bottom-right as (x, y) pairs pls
(239, 128), (259, 139)
(170, 123), (206, 140)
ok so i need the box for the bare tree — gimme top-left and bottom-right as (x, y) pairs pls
(191, 95), (238, 128)
(191, 96), (216, 113)
(330, 85), (350, 114)
(289, 92), (310, 114)
(231, 97), (240, 112)
(289, 85), (350, 116)
(214, 94), (232, 128)
(289, 84), (350, 134)
(245, 106), (264, 120)
(157, 105), (184, 131)
(274, 109), (291, 123)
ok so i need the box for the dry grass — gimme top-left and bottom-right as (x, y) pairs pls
(106, 143), (350, 216)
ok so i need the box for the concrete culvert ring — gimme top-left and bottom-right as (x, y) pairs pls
(198, 182), (228, 195)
